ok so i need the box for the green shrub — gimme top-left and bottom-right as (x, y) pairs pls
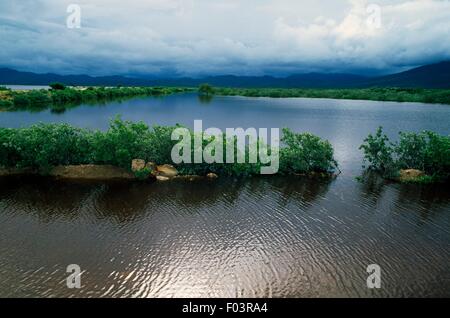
(176, 135), (264, 177)
(0, 127), (20, 167)
(280, 128), (338, 174)
(27, 90), (52, 105)
(49, 82), (67, 90)
(12, 93), (31, 107)
(0, 99), (14, 109)
(0, 118), (339, 177)
(396, 131), (428, 170)
(214, 87), (450, 105)
(7, 124), (92, 172)
(51, 89), (83, 104)
(5, 86), (193, 112)
(198, 83), (214, 96)
(90, 116), (153, 169)
(396, 131), (450, 178)
(359, 127), (396, 175)
(360, 127), (450, 182)
(12, 90), (51, 108)
(146, 125), (181, 164)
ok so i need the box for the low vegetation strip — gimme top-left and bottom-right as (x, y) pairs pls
(212, 87), (450, 105)
(0, 117), (338, 178)
(360, 127), (450, 183)
(0, 84), (193, 112)
(1, 118), (447, 183)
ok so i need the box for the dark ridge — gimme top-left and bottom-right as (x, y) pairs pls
(1, 61), (449, 88)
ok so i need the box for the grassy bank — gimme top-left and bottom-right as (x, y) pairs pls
(0, 117), (338, 177)
(2, 85), (449, 112)
(360, 127), (450, 183)
(0, 85), (193, 112)
(212, 87), (450, 104)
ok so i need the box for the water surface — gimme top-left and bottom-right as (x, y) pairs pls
(2, 84), (50, 90)
(0, 93), (449, 297)
(0, 176), (449, 297)
(1, 93), (448, 174)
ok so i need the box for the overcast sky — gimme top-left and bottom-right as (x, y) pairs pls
(1, 0), (449, 77)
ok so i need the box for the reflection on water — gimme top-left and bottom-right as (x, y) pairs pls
(198, 94), (214, 104)
(0, 175), (449, 297)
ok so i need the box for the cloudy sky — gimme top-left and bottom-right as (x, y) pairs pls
(0, 0), (449, 77)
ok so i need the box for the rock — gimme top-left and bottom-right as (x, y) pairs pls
(399, 169), (425, 182)
(156, 175), (170, 181)
(131, 159), (146, 172)
(50, 165), (135, 180)
(145, 162), (157, 172)
(156, 164), (178, 178)
(206, 172), (218, 179)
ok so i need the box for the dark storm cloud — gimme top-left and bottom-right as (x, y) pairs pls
(1, 0), (449, 76)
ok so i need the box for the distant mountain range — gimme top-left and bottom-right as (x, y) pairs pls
(1, 61), (449, 89)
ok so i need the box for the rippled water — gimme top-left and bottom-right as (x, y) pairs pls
(0, 176), (449, 297)
(0, 94), (449, 297)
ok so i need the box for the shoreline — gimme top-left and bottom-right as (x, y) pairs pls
(0, 120), (448, 184)
(0, 164), (338, 181)
(1, 86), (450, 112)
(213, 87), (450, 105)
(2, 165), (446, 185)
(0, 86), (193, 112)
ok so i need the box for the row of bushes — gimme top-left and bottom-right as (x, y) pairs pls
(1, 119), (447, 182)
(0, 86), (192, 111)
(0, 88), (14, 108)
(3, 85), (449, 112)
(0, 117), (338, 176)
(360, 127), (450, 182)
(213, 87), (450, 104)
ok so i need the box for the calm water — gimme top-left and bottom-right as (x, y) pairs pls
(0, 93), (449, 297)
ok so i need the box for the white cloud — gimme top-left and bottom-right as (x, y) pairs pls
(272, 0), (450, 71)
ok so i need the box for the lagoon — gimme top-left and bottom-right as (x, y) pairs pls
(0, 92), (449, 297)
